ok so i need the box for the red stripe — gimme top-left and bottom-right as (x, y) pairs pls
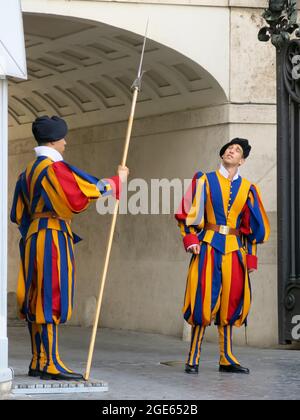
(240, 203), (251, 235)
(201, 251), (208, 311)
(52, 241), (61, 317)
(227, 252), (244, 320)
(52, 162), (89, 211)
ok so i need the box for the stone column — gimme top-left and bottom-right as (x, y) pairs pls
(0, 77), (13, 394)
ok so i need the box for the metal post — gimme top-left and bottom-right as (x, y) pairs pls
(0, 77), (13, 392)
(276, 47), (291, 343)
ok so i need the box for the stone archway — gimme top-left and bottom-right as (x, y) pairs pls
(9, 12), (227, 140)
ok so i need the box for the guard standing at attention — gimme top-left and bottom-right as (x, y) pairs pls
(11, 115), (129, 380)
(175, 138), (270, 374)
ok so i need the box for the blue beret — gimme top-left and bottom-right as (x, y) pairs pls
(32, 115), (68, 143)
(219, 138), (251, 159)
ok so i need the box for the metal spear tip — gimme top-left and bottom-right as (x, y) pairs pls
(131, 71), (147, 91)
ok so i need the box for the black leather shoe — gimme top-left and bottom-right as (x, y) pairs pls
(40, 371), (84, 381)
(185, 364), (199, 374)
(28, 368), (41, 377)
(219, 364), (250, 374)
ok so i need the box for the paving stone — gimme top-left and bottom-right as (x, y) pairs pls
(5, 326), (300, 400)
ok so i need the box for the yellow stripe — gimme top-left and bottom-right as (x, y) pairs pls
(195, 327), (205, 365)
(202, 230), (214, 244)
(225, 178), (251, 254)
(42, 166), (73, 218)
(16, 259), (26, 317)
(55, 326), (60, 371)
(205, 178), (217, 225)
(73, 172), (100, 200)
(178, 221), (198, 238)
(216, 171), (230, 219)
(225, 327), (232, 360)
(212, 294), (221, 320)
(48, 324), (54, 367)
(35, 196), (45, 213)
(227, 178), (251, 227)
(226, 326), (239, 365)
(29, 158), (52, 205)
(183, 253), (201, 321)
(45, 325), (59, 374)
(37, 323), (46, 370)
(218, 326), (229, 366)
(237, 250), (251, 326)
(188, 326), (200, 365)
(225, 235), (239, 254)
(16, 196), (25, 224)
(25, 160), (36, 195)
(253, 184), (271, 242)
(52, 230), (61, 324)
(202, 247), (212, 324)
(30, 323), (38, 370)
(65, 233), (74, 321)
(20, 160), (36, 209)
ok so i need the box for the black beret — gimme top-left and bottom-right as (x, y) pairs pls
(32, 115), (68, 143)
(219, 138), (251, 159)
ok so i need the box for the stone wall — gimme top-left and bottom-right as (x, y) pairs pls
(8, 103), (277, 344)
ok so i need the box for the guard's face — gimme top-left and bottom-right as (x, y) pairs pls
(222, 144), (245, 167)
(51, 138), (66, 155)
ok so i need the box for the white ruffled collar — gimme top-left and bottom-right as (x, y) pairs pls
(34, 146), (63, 162)
(219, 163), (240, 181)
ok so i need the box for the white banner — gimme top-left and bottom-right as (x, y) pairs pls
(0, 0), (27, 78)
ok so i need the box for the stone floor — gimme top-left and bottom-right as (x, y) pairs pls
(4, 325), (300, 400)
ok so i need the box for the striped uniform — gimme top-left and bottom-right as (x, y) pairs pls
(176, 169), (270, 367)
(11, 156), (119, 373)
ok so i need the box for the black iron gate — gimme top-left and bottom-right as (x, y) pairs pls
(259, 1), (300, 344)
(278, 41), (300, 343)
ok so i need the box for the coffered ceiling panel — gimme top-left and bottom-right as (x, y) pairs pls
(9, 13), (224, 140)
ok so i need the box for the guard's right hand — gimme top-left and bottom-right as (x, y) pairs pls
(188, 244), (200, 255)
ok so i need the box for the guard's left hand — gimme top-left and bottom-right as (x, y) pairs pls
(118, 165), (129, 183)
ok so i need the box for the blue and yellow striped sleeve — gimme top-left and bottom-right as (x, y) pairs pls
(175, 171), (206, 251)
(10, 175), (31, 238)
(241, 184), (270, 269)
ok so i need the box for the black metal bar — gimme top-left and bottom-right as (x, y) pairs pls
(297, 103), (300, 279)
(277, 46), (292, 344)
(294, 101), (300, 280)
(290, 93), (296, 282)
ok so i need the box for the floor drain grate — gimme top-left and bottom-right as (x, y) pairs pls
(160, 361), (184, 367)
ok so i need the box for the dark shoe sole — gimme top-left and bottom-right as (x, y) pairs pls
(185, 364), (199, 374)
(219, 365), (250, 374)
(28, 369), (41, 378)
(40, 372), (84, 381)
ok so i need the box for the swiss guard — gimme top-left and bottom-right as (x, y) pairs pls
(11, 115), (129, 380)
(175, 138), (270, 375)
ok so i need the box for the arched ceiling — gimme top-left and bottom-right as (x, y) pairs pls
(8, 13), (226, 140)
